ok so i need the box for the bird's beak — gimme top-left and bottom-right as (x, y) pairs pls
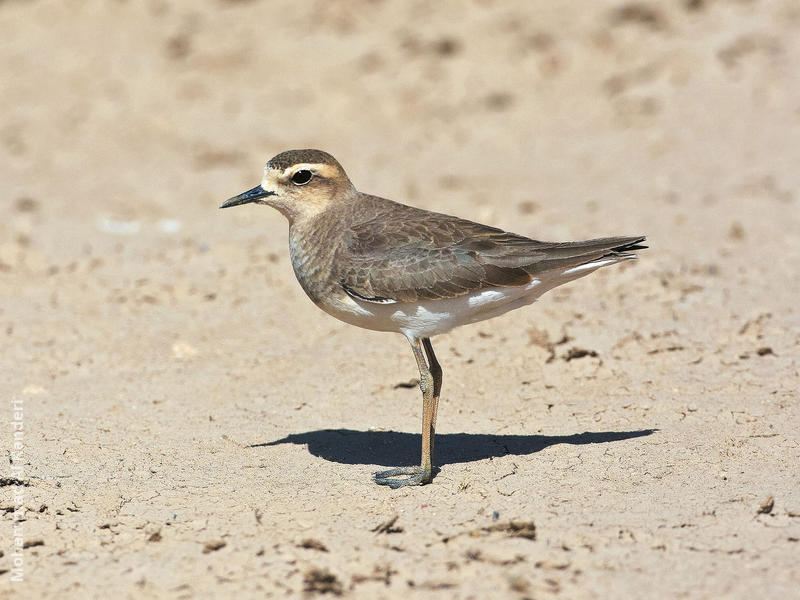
(220, 185), (275, 209)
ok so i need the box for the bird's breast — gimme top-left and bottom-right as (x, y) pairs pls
(287, 220), (344, 304)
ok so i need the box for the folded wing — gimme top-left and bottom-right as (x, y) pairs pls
(337, 204), (645, 303)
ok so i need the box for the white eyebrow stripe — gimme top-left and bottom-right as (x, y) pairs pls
(281, 163), (338, 179)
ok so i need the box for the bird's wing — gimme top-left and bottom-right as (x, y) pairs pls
(336, 204), (645, 303)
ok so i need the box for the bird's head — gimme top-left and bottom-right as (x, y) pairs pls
(220, 149), (356, 223)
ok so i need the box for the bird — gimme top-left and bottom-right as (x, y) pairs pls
(221, 149), (646, 488)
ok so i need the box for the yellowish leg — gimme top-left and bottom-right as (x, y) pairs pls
(374, 337), (442, 488)
(422, 337), (442, 462)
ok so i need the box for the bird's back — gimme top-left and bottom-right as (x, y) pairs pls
(333, 194), (645, 304)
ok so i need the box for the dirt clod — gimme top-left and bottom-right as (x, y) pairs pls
(298, 538), (329, 552)
(757, 495), (775, 515)
(303, 568), (343, 596)
(564, 348), (599, 361)
(372, 515), (403, 535)
(202, 541), (226, 554)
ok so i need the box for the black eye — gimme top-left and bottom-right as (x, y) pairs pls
(291, 170), (313, 185)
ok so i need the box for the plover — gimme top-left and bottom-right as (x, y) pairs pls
(221, 149), (646, 488)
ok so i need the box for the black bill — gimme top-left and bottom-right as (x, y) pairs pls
(220, 185), (275, 209)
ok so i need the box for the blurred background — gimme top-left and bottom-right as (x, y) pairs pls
(4, 0), (798, 255)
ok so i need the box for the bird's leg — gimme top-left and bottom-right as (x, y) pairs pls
(422, 337), (442, 457)
(373, 337), (440, 488)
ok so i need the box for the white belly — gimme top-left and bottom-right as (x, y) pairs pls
(318, 279), (546, 339)
(315, 256), (629, 339)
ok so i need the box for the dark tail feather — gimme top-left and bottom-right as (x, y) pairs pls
(528, 235), (647, 274)
(611, 236), (647, 253)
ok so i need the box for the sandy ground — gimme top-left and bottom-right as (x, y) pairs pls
(2, 0), (799, 598)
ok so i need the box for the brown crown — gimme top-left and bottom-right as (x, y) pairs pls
(267, 149), (342, 171)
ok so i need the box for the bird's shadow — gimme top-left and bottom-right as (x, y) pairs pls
(251, 428), (657, 467)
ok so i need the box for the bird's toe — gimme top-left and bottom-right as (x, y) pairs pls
(373, 466), (431, 488)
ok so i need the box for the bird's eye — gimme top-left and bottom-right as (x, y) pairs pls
(291, 170), (313, 185)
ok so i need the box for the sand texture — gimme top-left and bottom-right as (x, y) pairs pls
(2, 0), (799, 598)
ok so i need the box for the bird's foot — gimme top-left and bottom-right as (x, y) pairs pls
(373, 466), (432, 488)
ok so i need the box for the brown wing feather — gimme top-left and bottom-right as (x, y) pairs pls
(336, 199), (645, 303)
